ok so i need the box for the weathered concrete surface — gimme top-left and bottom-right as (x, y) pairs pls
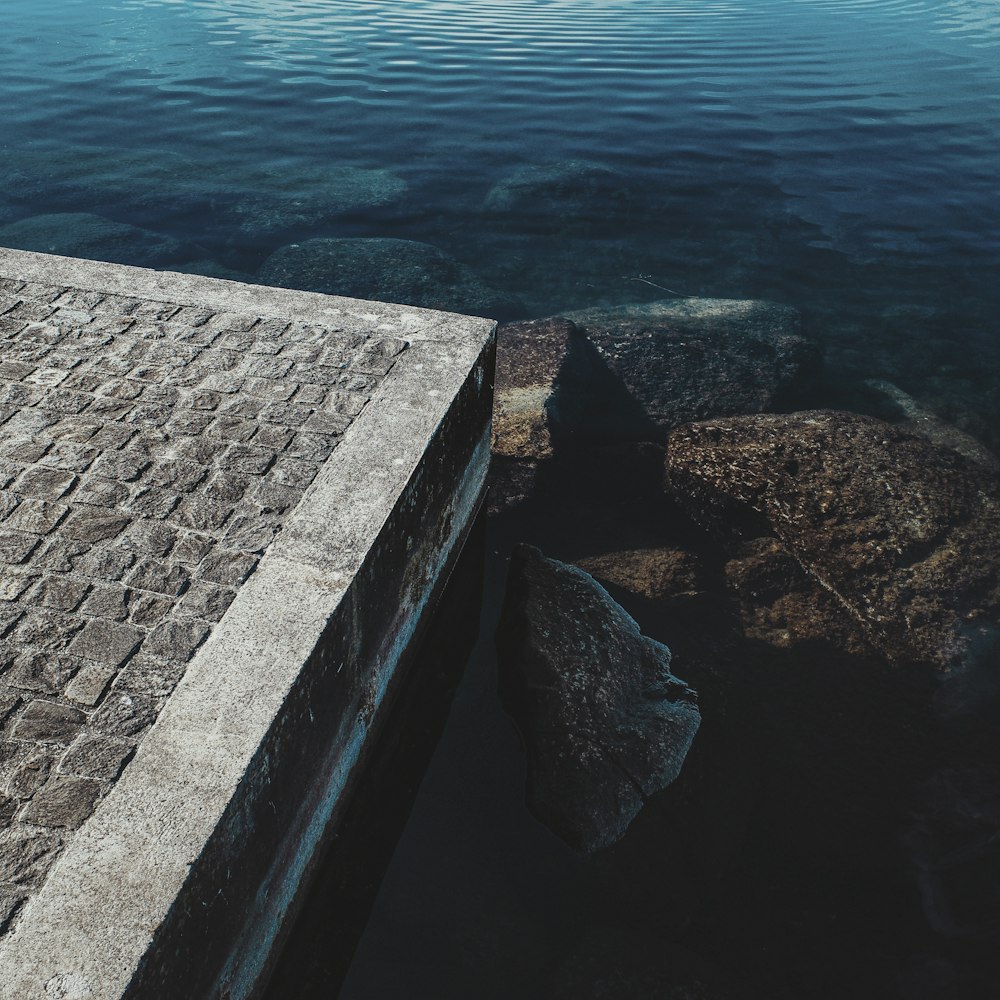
(0, 248), (495, 998)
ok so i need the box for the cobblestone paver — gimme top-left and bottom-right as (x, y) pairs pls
(0, 276), (406, 933)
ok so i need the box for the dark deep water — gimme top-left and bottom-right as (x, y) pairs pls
(2, 1), (999, 996)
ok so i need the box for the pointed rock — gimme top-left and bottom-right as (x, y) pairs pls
(497, 544), (700, 853)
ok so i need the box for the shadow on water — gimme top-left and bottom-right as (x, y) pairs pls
(262, 514), (489, 999)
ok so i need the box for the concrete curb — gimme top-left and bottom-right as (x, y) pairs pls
(0, 250), (495, 999)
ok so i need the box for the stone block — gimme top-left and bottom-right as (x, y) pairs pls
(218, 443), (274, 475)
(7, 652), (83, 696)
(78, 545), (136, 582)
(270, 458), (317, 489)
(0, 829), (62, 887)
(202, 472), (250, 504)
(16, 466), (76, 500)
(39, 442), (98, 473)
(72, 476), (130, 507)
(170, 533), (214, 566)
(62, 507), (131, 544)
(32, 576), (89, 611)
(88, 691), (163, 740)
(3, 499), (69, 535)
(80, 584), (129, 622)
(123, 521), (176, 557)
(170, 494), (232, 531)
(129, 594), (171, 628)
(64, 662), (120, 707)
(146, 460), (206, 492)
(287, 432), (335, 464)
(89, 450), (151, 483)
(143, 620), (209, 663)
(126, 486), (181, 520)
(12, 702), (86, 745)
(0, 531), (40, 565)
(13, 611), (82, 653)
(176, 583), (234, 623)
(59, 735), (133, 781)
(68, 620), (143, 667)
(21, 775), (103, 830)
(127, 559), (190, 597)
(0, 570), (35, 601)
(198, 549), (258, 587)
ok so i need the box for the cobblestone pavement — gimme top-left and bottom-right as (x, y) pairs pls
(0, 275), (406, 934)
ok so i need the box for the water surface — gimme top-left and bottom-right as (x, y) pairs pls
(2, 1), (999, 996)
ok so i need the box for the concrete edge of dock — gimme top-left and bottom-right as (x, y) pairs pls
(0, 249), (496, 999)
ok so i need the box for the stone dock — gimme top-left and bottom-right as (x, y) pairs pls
(0, 248), (495, 998)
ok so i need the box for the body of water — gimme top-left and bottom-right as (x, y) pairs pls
(2, 1), (999, 997)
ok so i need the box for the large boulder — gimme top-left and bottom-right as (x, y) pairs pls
(565, 298), (820, 436)
(577, 547), (705, 604)
(665, 410), (1000, 674)
(496, 544), (701, 853)
(257, 237), (521, 318)
(491, 298), (817, 464)
(491, 318), (580, 461)
(491, 317), (647, 459)
(0, 213), (191, 269)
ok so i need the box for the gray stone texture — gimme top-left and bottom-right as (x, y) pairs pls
(0, 268), (404, 935)
(497, 545), (702, 854)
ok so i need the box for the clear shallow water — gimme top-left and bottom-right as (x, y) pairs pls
(3, 1), (999, 996)
(4, 0), (1000, 443)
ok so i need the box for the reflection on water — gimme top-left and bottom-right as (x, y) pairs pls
(1, 0), (999, 996)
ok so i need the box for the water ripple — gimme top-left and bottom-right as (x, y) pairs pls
(1, 0), (998, 272)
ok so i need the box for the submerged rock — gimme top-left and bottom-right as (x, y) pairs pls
(484, 159), (632, 233)
(0, 146), (221, 224)
(864, 379), (1000, 474)
(0, 213), (191, 269)
(257, 237), (521, 317)
(0, 146), (409, 242)
(496, 544), (700, 854)
(665, 410), (1000, 673)
(224, 165), (409, 241)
